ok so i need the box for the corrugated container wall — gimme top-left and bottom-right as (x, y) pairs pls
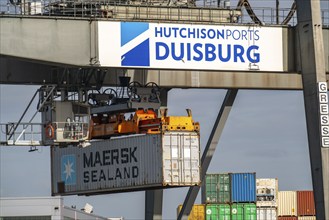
(205, 203), (257, 220)
(202, 173), (230, 204)
(231, 203), (257, 220)
(278, 217), (297, 220)
(257, 207), (277, 220)
(278, 191), (297, 216)
(51, 132), (200, 195)
(231, 173), (256, 203)
(177, 204), (205, 220)
(205, 204), (230, 220)
(297, 216), (316, 220)
(297, 191), (316, 216)
(256, 178), (278, 207)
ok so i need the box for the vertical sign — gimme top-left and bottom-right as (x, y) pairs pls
(318, 82), (329, 147)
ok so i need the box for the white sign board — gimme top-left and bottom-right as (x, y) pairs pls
(98, 22), (284, 71)
(318, 82), (329, 148)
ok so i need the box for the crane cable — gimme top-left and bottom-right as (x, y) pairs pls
(237, 0), (297, 26)
(281, 1), (297, 25)
(237, 0), (263, 25)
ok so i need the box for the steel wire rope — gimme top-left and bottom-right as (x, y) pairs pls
(237, 0), (263, 25)
(281, 1), (296, 25)
(0, 85), (2, 137)
(236, 0), (297, 25)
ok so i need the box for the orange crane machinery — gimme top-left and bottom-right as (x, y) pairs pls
(90, 109), (158, 138)
(138, 108), (200, 134)
(89, 108), (200, 139)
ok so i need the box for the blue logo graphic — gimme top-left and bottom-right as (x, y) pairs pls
(121, 22), (150, 67)
(61, 155), (76, 185)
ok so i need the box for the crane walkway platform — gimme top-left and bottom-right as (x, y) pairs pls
(0, 4), (328, 89)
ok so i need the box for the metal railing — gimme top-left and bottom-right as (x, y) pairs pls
(0, 122), (43, 146)
(0, 0), (328, 25)
(49, 121), (89, 143)
(238, 7), (329, 26)
(0, 0), (242, 23)
(0, 121), (89, 146)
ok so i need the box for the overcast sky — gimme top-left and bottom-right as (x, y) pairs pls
(1, 0), (329, 219)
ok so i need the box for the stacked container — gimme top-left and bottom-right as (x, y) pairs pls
(177, 204), (205, 220)
(202, 173), (231, 204)
(256, 178), (278, 220)
(297, 191), (316, 219)
(231, 173), (256, 203)
(177, 177), (316, 220)
(278, 217), (297, 220)
(202, 172), (257, 220)
(297, 217), (316, 220)
(278, 191), (298, 218)
(257, 207), (278, 220)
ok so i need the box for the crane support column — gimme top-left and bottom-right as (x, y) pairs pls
(177, 89), (238, 220)
(145, 189), (163, 220)
(296, 0), (329, 218)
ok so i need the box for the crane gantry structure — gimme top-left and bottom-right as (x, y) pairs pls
(0, 0), (328, 219)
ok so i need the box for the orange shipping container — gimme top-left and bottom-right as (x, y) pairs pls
(278, 217), (297, 220)
(297, 191), (316, 216)
(177, 204), (205, 220)
(298, 217), (316, 220)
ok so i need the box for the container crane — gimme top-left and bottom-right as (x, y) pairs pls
(0, 77), (200, 147)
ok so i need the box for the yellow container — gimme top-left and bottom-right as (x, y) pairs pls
(278, 191), (297, 216)
(177, 204), (205, 220)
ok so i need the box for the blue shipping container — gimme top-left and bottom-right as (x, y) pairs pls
(231, 173), (256, 203)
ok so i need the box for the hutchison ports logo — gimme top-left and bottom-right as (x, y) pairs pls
(121, 22), (150, 67)
(61, 155), (76, 185)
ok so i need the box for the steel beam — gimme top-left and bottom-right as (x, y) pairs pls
(0, 54), (305, 89)
(145, 189), (163, 220)
(177, 89), (238, 220)
(296, 0), (329, 219)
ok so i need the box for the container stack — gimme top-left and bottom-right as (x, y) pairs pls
(256, 178), (278, 220)
(278, 191), (298, 220)
(201, 172), (257, 220)
(276, 190), (316, 220)
(297, 191), (316, 220)
(176, 174), (316, 220)
(177, 204), (205, 220)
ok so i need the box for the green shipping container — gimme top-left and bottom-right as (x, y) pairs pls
(202, 173), (230, 203)
(206, 204), (230, 220)
(206, 203), (257, 220)
(231, 203), (257, 220)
